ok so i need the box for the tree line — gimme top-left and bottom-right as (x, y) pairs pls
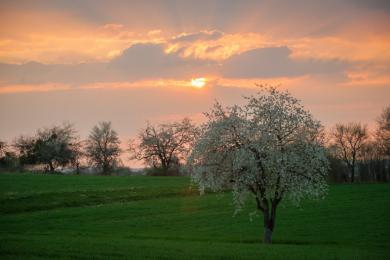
(0, 86), (389, 243)
(0, 119), (198, 176)
(0, 93), (389, 182)
(328, 107), (389, 183)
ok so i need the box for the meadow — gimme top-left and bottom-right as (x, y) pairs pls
(0, 173), (389, 259)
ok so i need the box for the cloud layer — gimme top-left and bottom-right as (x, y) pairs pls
(0, 43), (349, 86)
(221, 47), (347, 78)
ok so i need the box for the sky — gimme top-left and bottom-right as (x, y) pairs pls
(0, 0), (389, 164)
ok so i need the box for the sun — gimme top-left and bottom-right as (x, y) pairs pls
(191, 77), (206, 88)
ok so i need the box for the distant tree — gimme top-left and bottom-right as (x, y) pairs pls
(85, 121), (121, 174)
(13, 135), (37, 166)
(34, 123), (79, 173)
(330, 123), (368, 182)
(372, 105), (390, 182)
(359, 141), (378, 181)
(326, 146), (347, 183)
(376, 105), (390, 157)
(13, 124), (79, 173)
(0, 141), (7, 158)
(70, 139), (85, 174)
(129, 118), (198, 175)
(188, 86), (329, 244)
(0, 141), (19, 171)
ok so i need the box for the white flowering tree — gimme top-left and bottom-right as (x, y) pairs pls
(188, 86), (329, 244)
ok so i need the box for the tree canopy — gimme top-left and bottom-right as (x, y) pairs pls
(129, 118), (198, 175)
(188, 86), (329, 243)
(85, 121), (121, 174)
(13, 123), (78, 173)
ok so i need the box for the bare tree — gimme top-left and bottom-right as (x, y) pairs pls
(360, 140), (379, 181)
(85, 121), (121, 174)
(376, 105), (390, 158)
(70, 139), (85, 174)
(129, 118), (198, 175)
(330, 123), (368, 182)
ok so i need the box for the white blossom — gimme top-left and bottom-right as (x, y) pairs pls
(188, 85), (329, 243)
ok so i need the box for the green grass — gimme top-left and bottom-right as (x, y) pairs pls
(0, 173), (389, 259)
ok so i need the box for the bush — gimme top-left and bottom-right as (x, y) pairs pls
(0, 152), (20, 172)
(145, 167), (182, 176)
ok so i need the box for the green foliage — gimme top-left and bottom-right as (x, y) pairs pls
(144, 166), (183, 176)
(13, 123), (78, 172)
(0, 174), (389, 259)
(0, 153), (19, 172)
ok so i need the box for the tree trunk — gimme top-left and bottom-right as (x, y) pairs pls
(367, 162), (371, 182)
(102, 161), (110, 175)
(343, 170), (348, 183)
(76, 162), (80, 175)
(351, 164), (355, 183)
(48, 161), (55, 173)
(263, 203), (277, 244)
(263, 226), (272, 244)
(161, 163), (169, 175)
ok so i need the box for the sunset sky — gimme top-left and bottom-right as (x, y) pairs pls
(0, 0), (389, 158)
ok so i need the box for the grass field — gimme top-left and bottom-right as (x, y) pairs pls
(0, 173), (389, 259)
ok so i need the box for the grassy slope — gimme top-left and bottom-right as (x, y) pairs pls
(0, 173), (389, 259)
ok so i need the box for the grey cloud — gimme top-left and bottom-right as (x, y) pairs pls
(0, 44), (348, 86)
(110, 43), (214, 79)
(0, 61), (117, 85)
(171, 31), (224, 43)
(221, 46), (347, 78)
(2, 0), (388, 36)
(346, 0), (390, 10)
(0, 43), (216, 85)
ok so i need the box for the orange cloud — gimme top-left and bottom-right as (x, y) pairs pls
(215, 76), (306, 89)
(0, 83), (70, 94)
(343, 69), (390, 87)
(0, 10), (166, 64)
(81, 79), (210, 90)
(1, 12), (389, 69)
(166, 32), (269, 61)
(287, 35), (390, 62)
(0, 78), (212, 95)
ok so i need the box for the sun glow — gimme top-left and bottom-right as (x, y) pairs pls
(191, 77), (206, 88)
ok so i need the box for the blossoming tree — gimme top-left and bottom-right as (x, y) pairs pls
(188, 86), (329, 244)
